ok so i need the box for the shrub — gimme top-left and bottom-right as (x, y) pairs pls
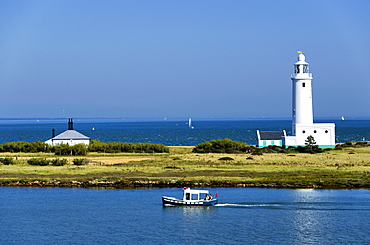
(0, 157), (15, 165)
(218, 157), (234, 161)
(296, 145), (323, 154)
(71, 144), (88, 156)
(51, 158), (68, 166)
(0, 141), (51, 153)
(53, 144), (72, 155)
(88, 140), (169, 153)
(53, 144), (88, 156)
(27, 158), (50, 166)
(193, 138), (248, 153)
(73, 158), (89, 165)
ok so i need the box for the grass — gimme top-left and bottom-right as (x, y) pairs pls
(1, 146), (370, 188)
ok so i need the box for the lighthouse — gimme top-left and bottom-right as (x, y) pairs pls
(291, 52), (313, 134)
(283, 52), (336, 148)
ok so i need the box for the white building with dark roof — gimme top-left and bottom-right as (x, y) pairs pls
(256, 130), (286, 147)
(45, 118), (90, 146)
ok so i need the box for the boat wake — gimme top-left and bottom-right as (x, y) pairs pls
(215, 202), (370, 210)
(215, 203), (283, 208)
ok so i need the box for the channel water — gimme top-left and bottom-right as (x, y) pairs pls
(1, 187), (370, 244)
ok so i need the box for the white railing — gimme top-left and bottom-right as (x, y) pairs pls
(291, 73), (312, 78)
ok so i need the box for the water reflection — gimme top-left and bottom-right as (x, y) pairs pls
(289, 189), (335, 244)
(162, 206), (215, 217)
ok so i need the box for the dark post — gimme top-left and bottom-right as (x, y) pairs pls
(68, 118), (74, 130)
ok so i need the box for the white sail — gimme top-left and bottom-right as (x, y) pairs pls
(188, 118), (194, 129)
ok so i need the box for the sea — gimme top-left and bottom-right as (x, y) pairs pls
(0, 117), (369, 145)
(1, 118), (370, 244)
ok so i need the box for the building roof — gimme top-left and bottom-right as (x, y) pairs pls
(52, 130), (90, 140)
(258, 131), (285, 140)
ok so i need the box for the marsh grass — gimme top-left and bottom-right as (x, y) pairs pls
(1, 146), (370, 187)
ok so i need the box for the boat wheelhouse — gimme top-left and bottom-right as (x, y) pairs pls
(162, 187), (218, 206)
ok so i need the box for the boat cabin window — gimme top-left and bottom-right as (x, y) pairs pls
(200, 193), (208, 200)
(186, 193), (190, 200)
(192, 194), (199, 200)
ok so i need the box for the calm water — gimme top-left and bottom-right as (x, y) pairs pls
(1, 187), (370, 244)
(0, 118), (369, 145)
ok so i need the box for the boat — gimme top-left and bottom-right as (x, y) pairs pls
(188, 118), (194, 129)
(162, 187), (218, 206)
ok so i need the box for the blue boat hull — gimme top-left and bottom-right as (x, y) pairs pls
(162, 196), (218, 206)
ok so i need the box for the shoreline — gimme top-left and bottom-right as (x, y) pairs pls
(2, 180), (370, 189)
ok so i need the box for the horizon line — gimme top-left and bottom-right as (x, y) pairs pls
(0, 116), (369, 121)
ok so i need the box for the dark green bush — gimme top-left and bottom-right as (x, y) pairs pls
(53, 144), (88, 156)
(0, 157), (15, 165)
(53, 144), (72, 155)
(193, 138), (248, 153)
(88, 140), (169, 153)
(27, 158), (50, 166)
(72, 158), (89, 165)
(296, 145), (323, 154)
(0, 140), (171, 155)
(51, 158), (68, 166)
(0, 141), (51, 153)
(71, 144), (88, 156)
(218, 157), (234, 161)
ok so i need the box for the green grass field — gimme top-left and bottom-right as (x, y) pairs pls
(1, 146), (370, 188)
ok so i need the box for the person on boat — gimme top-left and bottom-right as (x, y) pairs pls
(209, 194), (213, 200)
(204, 194), (209, 200)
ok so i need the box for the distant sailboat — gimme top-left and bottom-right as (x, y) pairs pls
(188, 118), (194, 129)
(341, 116), (345, 121)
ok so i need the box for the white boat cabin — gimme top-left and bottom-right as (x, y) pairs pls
(182, 187), (212, 201)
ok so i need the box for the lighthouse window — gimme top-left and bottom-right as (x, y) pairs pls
(295, 65), (300, 73)
(314, 130), (317, 133)
(302, 130), (306, 133)
(303, 64), (309, 73)
(325, 130), (328, 133)
(302, 83), (306, 87)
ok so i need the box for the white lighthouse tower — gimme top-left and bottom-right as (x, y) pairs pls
(291, 52), (313, 133)
(283, 52), (336, 148)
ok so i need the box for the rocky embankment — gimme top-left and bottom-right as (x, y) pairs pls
(1, 179), (368, 189)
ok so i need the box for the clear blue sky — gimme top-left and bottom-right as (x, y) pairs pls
(1, 0), (369, 119)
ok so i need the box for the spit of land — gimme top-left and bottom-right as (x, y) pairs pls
(1, 146), (370, 189)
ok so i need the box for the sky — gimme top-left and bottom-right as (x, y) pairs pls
(0, 0), (369, 119)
